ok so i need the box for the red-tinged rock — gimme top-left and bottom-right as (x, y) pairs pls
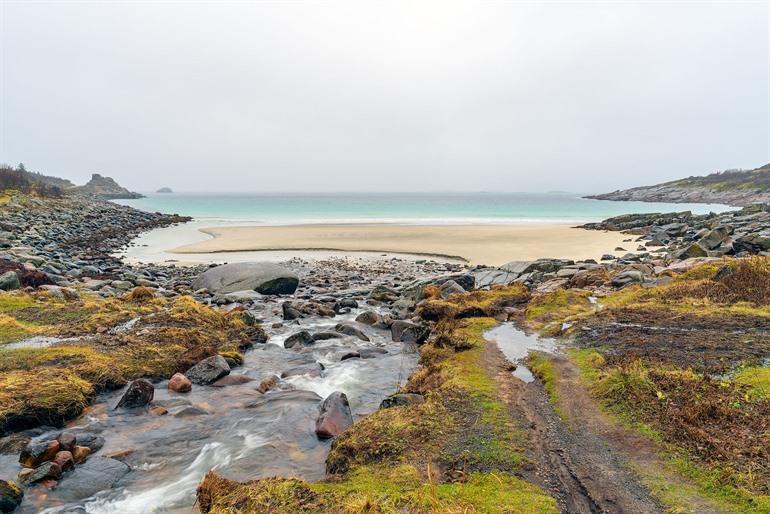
(72, 446), (91, 464)
(19, 440), (60, 468)
(53, 451), (74, 471)
(315, 391), (353, 439)
(168, 373), (192, 393)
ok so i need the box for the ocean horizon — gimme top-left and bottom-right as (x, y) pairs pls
(115, 192), (733, 225)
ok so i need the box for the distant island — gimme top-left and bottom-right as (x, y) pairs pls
(587, 163), (770, 207)
(156, 187), (173, 193)
(74, 173), (143, 199)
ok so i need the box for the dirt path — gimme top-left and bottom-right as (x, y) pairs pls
(481, 337), (725, 514)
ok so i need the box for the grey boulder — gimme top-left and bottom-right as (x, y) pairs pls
(185, 355), (231, 385)
(192, 262), (299, 295)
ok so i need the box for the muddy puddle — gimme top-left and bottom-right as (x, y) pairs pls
(1, 309), (417, 513)
(484, 323), (557, 382)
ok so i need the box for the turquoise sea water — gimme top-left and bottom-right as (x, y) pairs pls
(115, 192), (732, 224)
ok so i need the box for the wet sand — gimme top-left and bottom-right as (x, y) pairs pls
(170, 223), (633, 266)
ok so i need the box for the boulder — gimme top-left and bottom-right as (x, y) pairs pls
(54, 457), (129, 501)
(192, 262), (299, 295)
(311, 331), (342, 341)
(0, 480), (23, 513)
(72, 433), (104, 453)
(114, 379), (154, 409)
(0, 271), (20, 291)
(211, 375), (255, 387)
(53, 450), (75, 471)
(18, 461), (61, 485)
(334, 323), (370, 341)
(56, 432), (76, 452)
(438, 280), (465, 298)
(281, 363), (323, 379)
(673, 243), (708, 260)
(698, 227), (731, 250)
(315, 391), (353, 438)
(71, 446), (91, 464)
(610, 270), (645, 288)
(168, 373), (192, 393)
(19, 439), (60, 468)
(256, 375), (279, 394)
(355, 311), (383, 326)
(185, 355), (231, 385)
(368, 284), (399, 302)
(282, 300), (336, 320)
(284, 330), (314, 349)
(391, 320), (430, 344)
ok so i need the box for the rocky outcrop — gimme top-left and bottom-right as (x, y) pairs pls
(193, 262), (299, 295)
(73, 173), (143, 199)
(586, 164), (770, 207)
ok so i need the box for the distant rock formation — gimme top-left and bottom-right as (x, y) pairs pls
(587, 164), (770, 207)
(156, 187), (173, 194)
(73, 174), (143, 199)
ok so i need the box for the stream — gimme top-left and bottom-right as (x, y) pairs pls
(1, 309), (417, 513)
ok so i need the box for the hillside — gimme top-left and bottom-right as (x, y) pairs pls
(0, 166), (143, 199)
(587, 163), (770, 206)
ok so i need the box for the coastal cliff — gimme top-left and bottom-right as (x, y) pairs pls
(73, 173), (143, 199)
(587, 163), (770, 207)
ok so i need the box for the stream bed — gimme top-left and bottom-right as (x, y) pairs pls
(1, 309), (417, 513)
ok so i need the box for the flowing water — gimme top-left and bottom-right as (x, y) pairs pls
(4, 309), (417, 513)
(485, 324), (557, 382)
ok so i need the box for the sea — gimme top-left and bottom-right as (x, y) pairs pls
(115, 192), (732, 225)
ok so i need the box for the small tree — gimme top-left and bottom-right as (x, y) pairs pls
(17, 163), (25, 172)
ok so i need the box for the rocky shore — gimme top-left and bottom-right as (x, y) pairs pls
(1, 191), (770, 512)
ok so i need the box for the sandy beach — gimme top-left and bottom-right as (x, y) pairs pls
(170, 223), (634, 265)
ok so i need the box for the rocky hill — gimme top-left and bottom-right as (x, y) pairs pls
(73, 173), (143, 199)
(587, 163), (770, 207)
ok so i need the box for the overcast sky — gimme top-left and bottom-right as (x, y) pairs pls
(1, 1), (768, 193)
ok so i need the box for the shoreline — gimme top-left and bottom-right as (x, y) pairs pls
(167, 223), (634, 266)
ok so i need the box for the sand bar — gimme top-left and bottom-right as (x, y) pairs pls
(170, 223), (634, 266)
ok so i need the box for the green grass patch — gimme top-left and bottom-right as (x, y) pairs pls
(735, 366), (770, 402)
(199, 465), (557, 514)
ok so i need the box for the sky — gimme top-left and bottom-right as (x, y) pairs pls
(0, 1), (768, 193)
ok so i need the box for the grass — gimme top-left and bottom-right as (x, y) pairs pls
(416, 284), (529, 321)
(735, 366), (770, 402)
(199, 465), (556, 514)
(0, 291), (265, 432)
(567, 347), (770, 513)
(524, 289), (594, 335)
(199, 289), (556, 513)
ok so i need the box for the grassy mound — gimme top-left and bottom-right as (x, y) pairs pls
(0, 291), (265, 433)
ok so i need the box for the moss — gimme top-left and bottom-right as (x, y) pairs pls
(735, 366), (770, 402)
(525, 289), (593, 334)
(199, 465), (557, 514)
(528, 352), (557, 402)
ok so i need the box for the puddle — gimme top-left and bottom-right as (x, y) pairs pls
(484, 323), (557, 383)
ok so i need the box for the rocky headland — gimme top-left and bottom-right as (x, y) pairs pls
(587, 163), (770, 207)
(0, 188), (769, 512)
